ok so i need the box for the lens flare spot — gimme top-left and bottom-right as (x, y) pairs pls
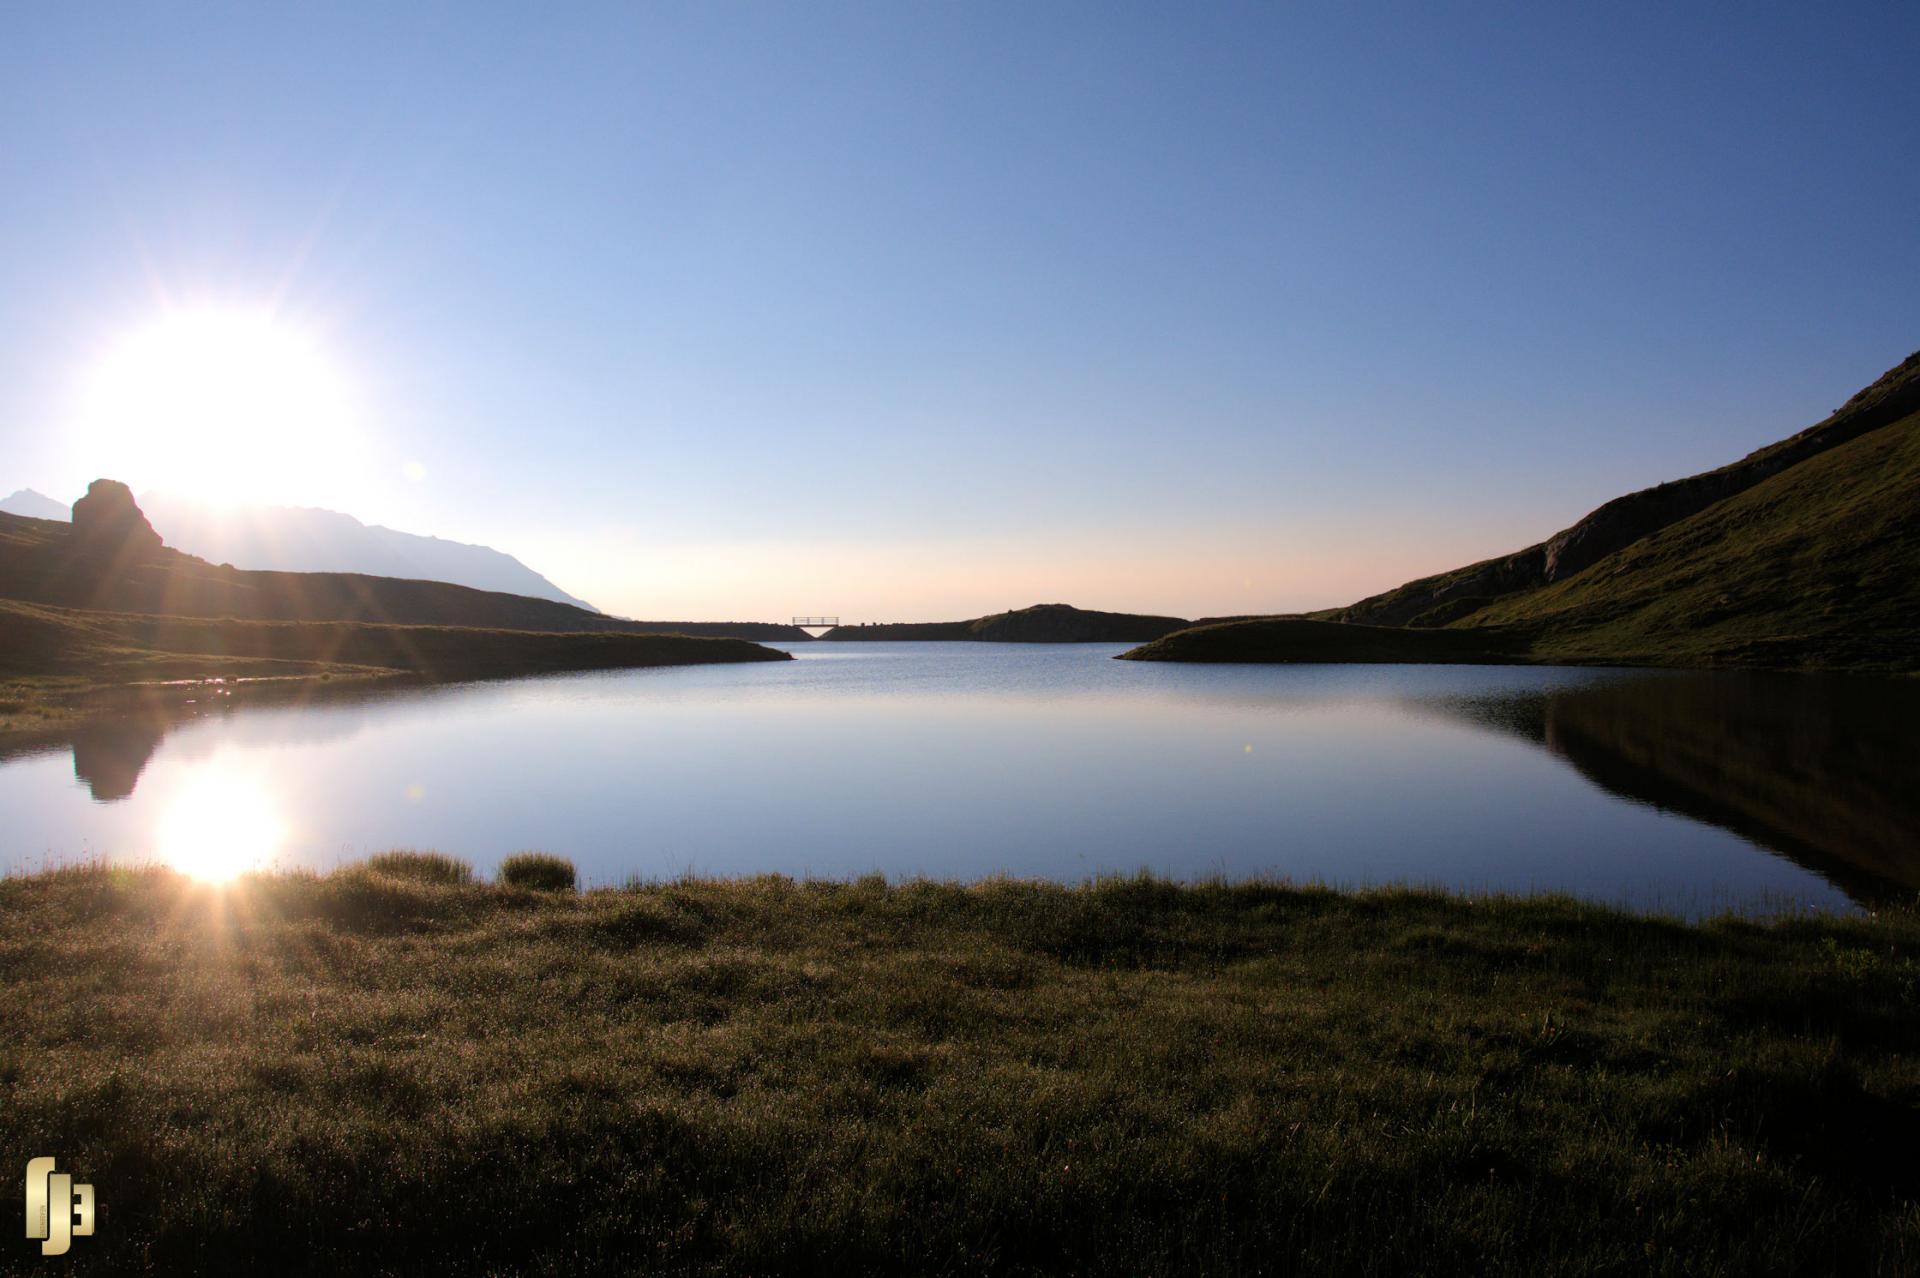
(155, 767), (286, 882)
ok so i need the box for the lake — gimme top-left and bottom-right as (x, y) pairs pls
(3, 642), (1915, 915)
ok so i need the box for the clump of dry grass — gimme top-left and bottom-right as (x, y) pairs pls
(498, 851), (576, 892)
(362, 849), (474, 885)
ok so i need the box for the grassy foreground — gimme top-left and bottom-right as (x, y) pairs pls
(3, 862), (1918, 1275)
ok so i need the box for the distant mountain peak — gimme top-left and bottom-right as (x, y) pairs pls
(132, 491), (600, 613)
(0, 488), (70, 521)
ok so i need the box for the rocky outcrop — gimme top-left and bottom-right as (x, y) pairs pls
(69, 479), (163, 560)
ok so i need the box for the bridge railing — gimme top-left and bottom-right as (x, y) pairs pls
(792, 616), (840, 626)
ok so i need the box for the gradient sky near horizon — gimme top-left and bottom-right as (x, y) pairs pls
(2, 4), (1916, 622)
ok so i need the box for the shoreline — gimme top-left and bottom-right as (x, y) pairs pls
(0, 856), (1878, 923)
(1116, 615), (1920, 674)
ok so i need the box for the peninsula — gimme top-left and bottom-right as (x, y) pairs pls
(821, 603), (1189, 643)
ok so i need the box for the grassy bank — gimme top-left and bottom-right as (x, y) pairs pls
(1118, 616), (1529, 663)
(0, 598), (791, 683)
(2, 862), (1917, 1275)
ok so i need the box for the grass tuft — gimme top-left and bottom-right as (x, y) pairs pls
(499, 851), (577, 892)
(359, 849), (474, 885)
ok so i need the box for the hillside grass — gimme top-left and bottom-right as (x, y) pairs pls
(1127, 413), (1919, 672)
(1326, 351), (1920, 631)
(3, 864), (1917, 1275)
(1465, 410), (1920, 670)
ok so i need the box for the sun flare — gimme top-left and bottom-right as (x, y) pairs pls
(74, 305), (364, 507)
(155, 766), (288, 882)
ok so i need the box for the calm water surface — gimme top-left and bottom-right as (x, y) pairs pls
(3, 643), (1915, 915)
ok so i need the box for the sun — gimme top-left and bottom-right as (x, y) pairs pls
(74, 305), (366, 507)
(154, 765), (288, 882)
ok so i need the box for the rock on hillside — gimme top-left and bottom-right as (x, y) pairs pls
(70, 480), (162, 559)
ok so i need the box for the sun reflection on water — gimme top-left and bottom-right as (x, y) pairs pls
(154, 766), (286, 882)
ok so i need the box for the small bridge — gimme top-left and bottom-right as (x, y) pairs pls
(792, 616), (839, 627)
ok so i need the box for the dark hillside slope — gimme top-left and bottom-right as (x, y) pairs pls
(1127, 405), (1919, 670)
(1463, 404), (1920, 669)
(1125, 353), (1920, 671)
(1335, 350), (1920, 628)
(0, 598), (790, 685)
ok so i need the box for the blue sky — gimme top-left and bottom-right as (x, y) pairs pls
(2, 3), (1915, 619)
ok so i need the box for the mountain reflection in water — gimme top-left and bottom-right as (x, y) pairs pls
(1419, 672), (1920, 906)
(2, 678), (442, 803)
(68, 715), (171, 802)
(8, 664), (1915, 908)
